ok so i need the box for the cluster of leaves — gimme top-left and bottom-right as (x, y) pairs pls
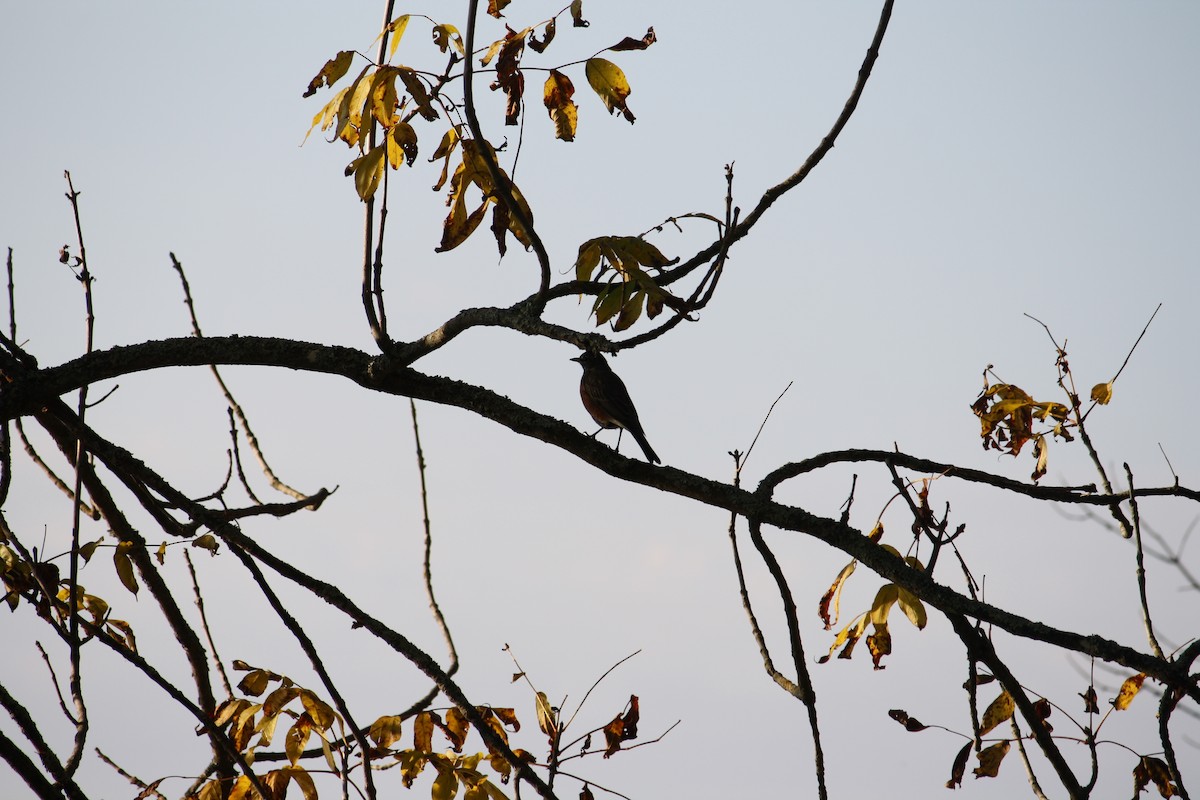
(302, 1), (656, 255)
(888, 672), (1168, 792)
(177, 657), (650, 800)
(0, 537), (157, 651)
(573, 236), (680, 331)
(971, 380), (1070, 482)
(816, 522), (928, 669)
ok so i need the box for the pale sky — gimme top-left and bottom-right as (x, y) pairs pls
(2, 3), (1198, 799)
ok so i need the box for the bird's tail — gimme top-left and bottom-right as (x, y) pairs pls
(629, 428), (660, 464)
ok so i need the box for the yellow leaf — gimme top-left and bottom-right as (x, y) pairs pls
(196, 778), (224, 800)
(819, 612), (869, 663)
(191, 533), (219, 554)
(613, 290), (645, 332)
(228, 775), (254, 800)
(535, 692), (557, 737)
(215, 698), (252, 728)
(818, 560), (856, 630)
(369, 714), (404, 749)
(154, 541), (167, 565)
(303, 85), (351, 145)
(897, 588), (927, 630)
(79, 536), (104, 563)
(238, 669), (273, 697)
(382, 15), (412, 61)
(303, 50), (355, 97)
(433, 24), (465, 55)
(263, 685), (300, 717)
(867, 623), (891, 669)
(978, 690), (1014, 735)
(285, 717), (312, 766)
(370, 67), (400, 127)
(1090, 381), (1113, 405)
(113, 541), (139, 596)
(414, 711), (435, 752)
(487, 0), (511, 18)
(1112, 673), (1145, 710)
(284, 767), (318, 800)
(353, 145), (388, 202)
(432, 763), (459, 800)
(300, 689), (338, 730)
(584, 58), (635, 123)
(972, 740), (1010, 779)
(868, 584), (899, 626)
(543, 71), (578, 142)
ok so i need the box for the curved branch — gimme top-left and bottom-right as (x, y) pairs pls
(10, 335), (1195, 695)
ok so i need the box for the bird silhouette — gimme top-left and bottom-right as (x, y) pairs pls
(571, 350), (660, 464)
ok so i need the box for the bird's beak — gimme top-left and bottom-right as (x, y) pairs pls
(570, 354), (583, 363)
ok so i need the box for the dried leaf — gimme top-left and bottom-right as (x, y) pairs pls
(609, 27), (656, 52)
(1090, 381), (1113, 405)
(414, 711), (435, 752)
(1080, 685), (1100, 714)
(301, 689), (338, 730)
(946, 741), (971, 789)
(237, 669), (273, 697)
(528, 19), (556, 53)
(304, 50), (355, 97)
(887, 709), (928, 732)
(1133, 755), (1178, 798)
(972, 740), (1010, 779)
(543, 70), (578, 142)
(819, 561), (856, 630)
(569, 0), (589, 27)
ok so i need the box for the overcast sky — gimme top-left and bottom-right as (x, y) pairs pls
(2, 3), (1198, 799)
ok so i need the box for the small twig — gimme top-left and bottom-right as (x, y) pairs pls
(1082, 302), (1161, 423)
(13, 419), (100, 519)
(1125, 464), (1166, 660)
(62, 170), (92, 778)
(184, 550), (233, 697)
(410, 400), (458, 677)
(95, 748), (168, 799)
(561, 650), (641, 733)
(168, 253), (315, 502)
(1008, 716), (1050, 800)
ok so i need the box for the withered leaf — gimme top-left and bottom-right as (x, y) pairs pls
(887, 709), (928, 732)
(413, 710), (435, 752)
(818, 560), (856, 630)
(973, 740), (1011, 779)
(1133, 755), (1178, 798)
(1080, 685), (1100, 714)
(528, 19), (556, 53)
(304, 51), (355, 97)
(946, 741), (971, 789)
(609, 27), (656, 52)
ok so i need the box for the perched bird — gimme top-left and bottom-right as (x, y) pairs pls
(571, 350), (660, 464)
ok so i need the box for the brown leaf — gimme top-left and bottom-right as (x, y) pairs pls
(867, 625), (891, 670)
(543, 70), (578, 142)
(414, 711), (435, 752)
(488, 28), (526, 126)
(444, 707), (469, 751)
(601, 695), (639, 757)
(528, 19), (556, 53)
(237, 669), (273, 697)
(486, 0), (511, 18)
(1032, 698), (1053, 733)
(569, 0), (589, 27)
(887, 709), (928, 732)
(972, 740), (1011, 779)
(609, 27), (656, 52)
(580, 785), (596, 800)
(946, 741), (971, 789)
(1080, 685), (1100, 714)
(1133, 755), (1178, 798)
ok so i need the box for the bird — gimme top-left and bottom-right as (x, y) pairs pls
(571, 350), (660, 464)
